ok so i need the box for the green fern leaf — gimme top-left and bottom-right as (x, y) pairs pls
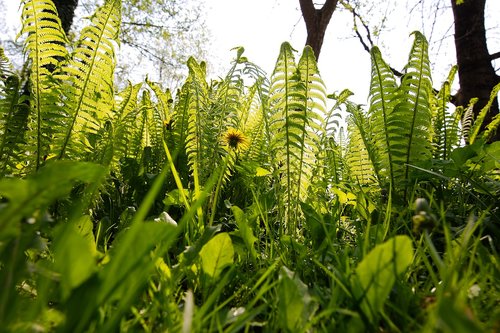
(184, 57), (210, 195)
(269, 43), (325, 232)
(389, 31), (433, 190)
(0, 52), (27, 176)
(432, 67), (462, 160)
(93, 83), (142, 167)
(367, 46), (399, 187)
(470, 82), (500, 143)
(20, 0), (69, 169)
(346, 106), (377, 186)
(54, 0), (121, 160)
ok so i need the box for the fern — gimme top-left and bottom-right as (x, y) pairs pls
(93, 83), (142, 167)
(367, 46), (399, 188)
(20, 0), (69, 170)
(388, 32), (433, 194)
(54, 0), (121, 160)
(184, 57), (210, 199)
(240, 79), (269, 164)
(469, 82), (500, 144)
(269, 43), (325, 233)
(461, 98), (477, 144)
(432, 66), (462, 160)
(346, 105), (377, 186)
(0, 50), (27, 176)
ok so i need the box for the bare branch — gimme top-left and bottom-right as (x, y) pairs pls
(346, 4), (404, 77)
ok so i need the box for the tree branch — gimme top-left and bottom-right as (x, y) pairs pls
(348, 5), (403, 77)
(299, 0), (339, 59)
(298, 0), (316, 29)
(490, 51), (500, 61)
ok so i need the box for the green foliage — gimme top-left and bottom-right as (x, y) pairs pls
(351, 236), (414, 326)
(199, 232), (234, 279)
(0, 2), (498, 332)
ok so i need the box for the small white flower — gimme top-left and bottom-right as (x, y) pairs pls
(154, 212), (178, 227)
(468, 284), (481, 299)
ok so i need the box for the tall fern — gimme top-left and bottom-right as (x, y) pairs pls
(367, 46), (399, 189)
(0, 49), (27, 176)
(54, 0), (121, 160)
(184, 57), (210, 199)
(431, 66), (462, 160)
(468, 82), (500, 144)
(269, 43), (326, 233)
(346, 106), (377, 186)
(20, 0), (69, 170)
(92, 83), (142, 168)
(392, 31), (433, 188)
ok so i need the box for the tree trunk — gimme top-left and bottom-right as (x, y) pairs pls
(52, 0), (79, 35)
(452, 0), (500, 142)
(299, 0), (338, 60)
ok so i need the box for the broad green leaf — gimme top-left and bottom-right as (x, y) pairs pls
(199, 232), (234, 278)
(53, 223), (96, 300)
(300, 202), (326, 251)
(0, 161), (106, 241)
(277, 266), (316, 332)
(231, 206), (258, 261)
(351, 235), (414, 322)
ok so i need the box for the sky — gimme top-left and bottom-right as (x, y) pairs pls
(205, 0), (500, 104)
(2, 0), (499, 105)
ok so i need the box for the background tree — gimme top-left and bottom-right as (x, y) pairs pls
(0, 0), (209, 90)
(299, 0), (338, 60)
(299, 0), (499, 141)
(52, 0), (79, 35)
(76, 0), (209, 88)
(451, 0), (499, 141)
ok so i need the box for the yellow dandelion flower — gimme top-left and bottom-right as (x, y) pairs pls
(222, 128), (249, 152)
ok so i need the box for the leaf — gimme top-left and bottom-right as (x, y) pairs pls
(53, 223), (96, 300)
(55, 0), (121, 159)
(277, 266), (316, 332)
(231, 206), (258, 261)
(20, 0), (69, 169)
(0, 161), (106, 240)
(351, 235), (414, 322)
(199, 232), (234, 278)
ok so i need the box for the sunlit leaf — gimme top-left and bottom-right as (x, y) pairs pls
(351, 235), (414, 322)
(199, 232), (234, 278)
(277, 266), (316, 332)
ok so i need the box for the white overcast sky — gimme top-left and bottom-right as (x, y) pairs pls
(206, 0), (500, 104)
(2, 0), (499, 104)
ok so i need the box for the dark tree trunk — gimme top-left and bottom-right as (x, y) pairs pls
(52, 0), (79, 35)
(452, 0), (500, 142)
(299, 0), (338, 60)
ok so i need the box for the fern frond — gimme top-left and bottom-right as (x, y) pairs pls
(461, 99), (477, 144)
(269, 43), (324, 232)
(54, 0), (121, 160)
(0, 47), (14, 79)
(470, 82), (500, 144)
(431, 66), (463, 160)
(346, 114), (377, 186)
(93, 83), (142, 167)
(20, 0), (69, 170)
(367, 46), (399, 188)
(241, 80), (268, 163)
(0, 66), (27, 176)
(389, 31), (433, 190)
(432, 79), (463, 159)
(184, 57), (210, 202)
